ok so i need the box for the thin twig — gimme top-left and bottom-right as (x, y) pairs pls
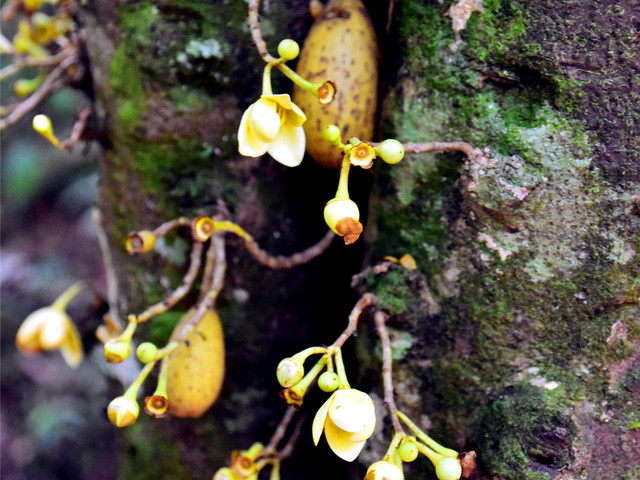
(247, 0), (276, 63)
(0, 47), (77, 80)
(243, 229), (335, 269)
(136, 241), (204, 323)
(151, 217), (191, 237)
(60, 106), (90, 148)
(276, 414), (305, 461)
(264, 407), (298, 455)
(374, 310), (404, 434)
(402, 141), (482, 159)
(331, 293), (378, 348)
(0, 52), (78, 131)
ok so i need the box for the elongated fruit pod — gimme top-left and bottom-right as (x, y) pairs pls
(165, 309), (224, 418)
(293, 0), (379, 169)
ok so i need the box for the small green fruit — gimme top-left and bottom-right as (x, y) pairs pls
(136, 342), (158, 363)
(277, 39), (300, 61)
(322, 124), (341, 144)
(376, 139), (404, 164)
(398, 440), (419, 462)
(318, 371), (340, 392)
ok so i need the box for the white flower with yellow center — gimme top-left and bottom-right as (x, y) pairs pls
(238, 94), (306, 167)
(312, 388), (376, 462)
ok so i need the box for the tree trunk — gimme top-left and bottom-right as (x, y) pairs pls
(78, 0), (639, 479)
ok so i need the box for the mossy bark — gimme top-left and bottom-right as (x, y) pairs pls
(78, 0), (638, 479)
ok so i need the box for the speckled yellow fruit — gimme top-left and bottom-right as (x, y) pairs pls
(293, 0), (379, 169)
(166, 309), (224, 418)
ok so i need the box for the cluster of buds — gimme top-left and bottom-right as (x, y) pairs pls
(365, 412), (475, 480)
(321, 126), (405, 244)
(237, 39), (335, 167)
(277, 346), (376, 462)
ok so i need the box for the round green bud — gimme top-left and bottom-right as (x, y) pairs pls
(376, 139), (404, 165)
(136, 342), (158, 363)
(398, 440), (419, 462)
(435, 457), (462, 480)
(277, 357), (304, 388)
(322, 124), (341, 144)
(277, 39), (300, 61)
(318, 371), (340, 392)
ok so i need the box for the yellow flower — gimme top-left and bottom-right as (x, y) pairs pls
(16, 306), (83, 368)
(238, 94), (306, 167)
(312, 388), (376, 462)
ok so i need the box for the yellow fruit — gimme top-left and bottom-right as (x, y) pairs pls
(166, 309), (224, 418)
(293, 0), (379, 169)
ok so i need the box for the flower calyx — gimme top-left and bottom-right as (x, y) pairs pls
(144, 394), (169, 418)
(125, 230), (157, 255)
(324, 198), (363, 245)
(193, 215), (216, 242)
(349, 141), (376, 169)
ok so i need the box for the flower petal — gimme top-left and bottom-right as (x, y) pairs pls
(16, 308), (50, 353)
(328, 389), (375, 433)
(38, 310), (70, 349)
(267, 124), (305, 167)
(324, 419), (367, 462)
(238, 105), (269, 157)
(248, 99), (280, 143)
(263, 93), (293, 110)
(312, 393), (334, 446)
(345, 414), (375, 443)
(58, 320), (84, 368)
(284, 101), (306, 127)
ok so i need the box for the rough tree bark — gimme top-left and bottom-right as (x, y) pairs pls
(77, 1), (639, 479)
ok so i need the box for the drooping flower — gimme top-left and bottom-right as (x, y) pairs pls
(16, 285), (84, 369)
(312, 388), (376, 461)
(238, 94), (306, 167)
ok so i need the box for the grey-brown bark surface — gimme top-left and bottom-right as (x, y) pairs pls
(77, 0), (639, 479)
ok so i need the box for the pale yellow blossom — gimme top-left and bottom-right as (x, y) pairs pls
(238, 94), (306, 167)
(312, 388), (376, 461)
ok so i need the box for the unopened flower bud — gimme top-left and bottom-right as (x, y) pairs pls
(277, 39), (300, 61)
(136, 342), (158, 363)
(125, 230), (156, 254)
(32, 114), (61, 148)
(107, 395), (139, 427)
(322, 124), (341, 144)
(435, 457), (462, 480)
(376, 139), (404, 165)
(193, 216), (215, 242)
(398, 439), (419, 462)
(365, 460), (404, 480)
(318, 371), (340, 392)
(324, 198), (363, 245)
(277, 357), (304, 388)
(104, 338), (131, 363)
